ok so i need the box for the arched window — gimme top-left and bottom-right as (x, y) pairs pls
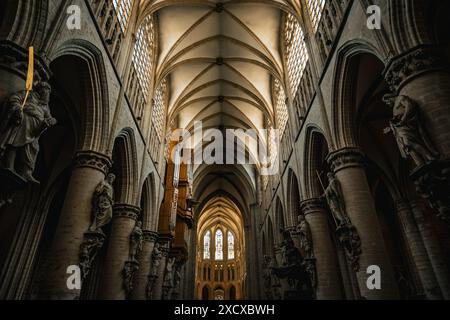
(215, 229), (223, 260)
(273, 79), (288, 138)
(284, 13), (309, 98)
(132, 15), (155, 98)
(227, 231), (235, 260)
(113, 0), (134, 32)
(152, 78), (168, 140)
(306, 0), (326, 32)
(203, 230), (211, 259)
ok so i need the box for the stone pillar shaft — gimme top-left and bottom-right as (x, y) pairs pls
(98, 204), (140, 300)
(130, 230), (158, 300)
(396, 200), (442, 299)
(301, 198), (343, 299)
(411, 201), (450, 299)
(37, 151), (111, 299)
(327, 148), (399, 299)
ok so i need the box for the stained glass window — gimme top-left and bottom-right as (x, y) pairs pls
(215, 229), (223, 261)
(132, 14), (155, 98)
(306, 0), (326, 32)
(284, 13), (309, 98)
(228, 232), (235, 260)
(203, 231), (211, 259)
(112, 0), (134, 32)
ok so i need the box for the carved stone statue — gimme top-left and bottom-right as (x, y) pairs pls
(129, 221), (143, 262)
(79, 233), (106, 280)
(146, 243), (162, 299)
(150, 243), (162, 277)
(162, 257), (175, 300)
(323, 172), (348, 226)
(90, 174), (115, 234)
(122, 260), (139, 296)
(294, 215), (313, 259)
(384, 95), (439, 167)
(0, 82), (57, 183)
(263, 255), (275, 300)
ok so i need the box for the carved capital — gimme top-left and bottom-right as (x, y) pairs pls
(0, 40), (51, 81)
(300, 198), (325, 216)
(143, 230), (159, 243)
(384, 46), (447, 93)
(113, 204), (141, 220)
(74, 150), (112, 175)
(327, 148), (365, 173)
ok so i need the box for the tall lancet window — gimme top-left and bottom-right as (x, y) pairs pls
(132, 15), (155, 98)
(228, 232), (235, 260)
(273, 79), (288, 138)
(284, 13), (309, 98)
(306, 0), (326, 32)
(215, 229), (223, 261)
(203, 231), (211, 260)
(113, 0), (134, 32)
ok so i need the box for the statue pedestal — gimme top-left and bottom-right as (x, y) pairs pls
(411, 160), (450, 221)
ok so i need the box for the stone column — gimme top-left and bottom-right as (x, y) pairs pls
(97, 204), (140, 300)
(410, 201), (450, 299)
(130, 230), (158, 300)
(301, 198), (343, 300)
(37, 151), (112, 299)
(396, 200), (442, 299)
(327, 148), (399, 299)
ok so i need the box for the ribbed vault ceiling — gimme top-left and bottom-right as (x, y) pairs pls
(140, 0), (300, 133)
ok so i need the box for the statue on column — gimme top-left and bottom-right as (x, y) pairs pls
(147, 243), (162, 299)
(89, 173), (116, 235)
(129, 221), (143, 262)
(263, 255), (281, 300)
(0, 82), (57, 184)
(294, 215), (313, 259)
(162, 257), (175, 300)
(79, 173), (115, 281)
(384, 95), (439, 167)
(323, 172), (349, 226)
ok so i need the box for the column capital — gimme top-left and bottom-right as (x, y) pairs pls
(143, 230), (159, 243)
(326, 147), (365, 173)
(74, 150), (112, 175)
(113, 204), (141, 220)
(300, 198), (325, 216)
(384, 45), (447, 93)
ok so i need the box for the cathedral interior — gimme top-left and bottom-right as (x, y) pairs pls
(0, 0), (450, 301)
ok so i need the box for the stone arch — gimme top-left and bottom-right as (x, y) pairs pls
(140, 173), (157, 230)
(1, 0), (48, 47)
(304, 125), (330, 199)
(332, 40), (386, 149)
(50, 39), (110, 152)
(111, 128), (139, 205)
(286, 168), (302, 227)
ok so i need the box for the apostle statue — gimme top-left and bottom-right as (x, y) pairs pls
(89, 174), (115, 234)
(150, 243), (162, 277)
(129, 221), (143, 262)
(323, 172), (348, 226)
(294, 215), (313, 259)
(0, 82), (57, 183)
(384, 95), (439, 167)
